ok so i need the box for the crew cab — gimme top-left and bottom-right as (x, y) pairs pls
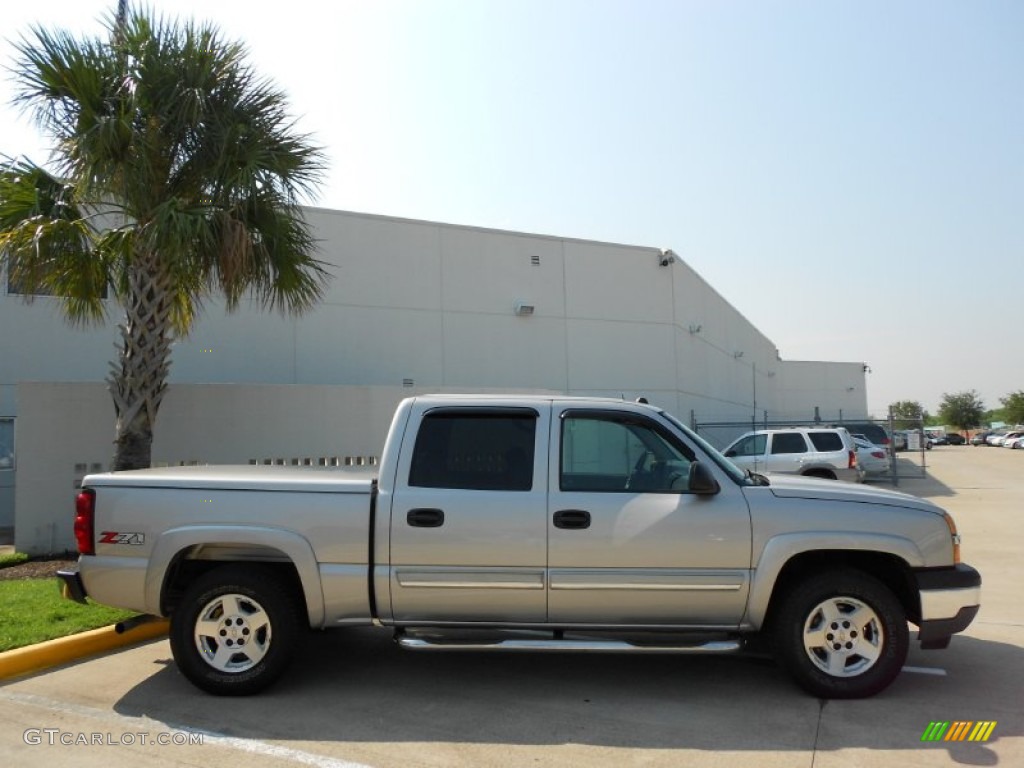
(59, 395), (981, 698)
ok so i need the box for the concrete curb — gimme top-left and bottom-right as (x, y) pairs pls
(0, 619), (169, 681)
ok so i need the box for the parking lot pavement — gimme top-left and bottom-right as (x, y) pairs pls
(1, 447), (1020, 768)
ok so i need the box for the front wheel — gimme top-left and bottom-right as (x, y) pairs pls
(170, 565), (302, 695)
(772, 570), (908, 698)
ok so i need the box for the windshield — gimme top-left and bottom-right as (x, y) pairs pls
(658, 410), (751, 485)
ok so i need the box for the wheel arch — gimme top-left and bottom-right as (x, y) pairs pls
(800, 467), (837, 480)
(747, 534), (923, 629)
(762, 551), (920, 632)
(145, 526), (325, 626)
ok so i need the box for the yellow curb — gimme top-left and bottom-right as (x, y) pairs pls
(0, 619), (169, 681)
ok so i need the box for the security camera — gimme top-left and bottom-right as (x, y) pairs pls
(659, 249), (677, 267)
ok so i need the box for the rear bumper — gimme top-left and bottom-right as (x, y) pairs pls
(57, 567), (88, 604)
(914, 564), (981, 648)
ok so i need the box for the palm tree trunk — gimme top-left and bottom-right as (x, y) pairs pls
(108, 254), (174, 470)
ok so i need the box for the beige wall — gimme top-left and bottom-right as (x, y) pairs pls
(4, 207), (869, 549)
(13, 382), (556, 554)
(1, 207), (867, 421)
(776, 360), (869, 423)
(12, 382), (399, 557)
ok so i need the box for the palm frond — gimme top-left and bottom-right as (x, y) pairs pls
(6, 7), (329, 334)
(0, 158), (108, 324)
(4, 6), (332, 469)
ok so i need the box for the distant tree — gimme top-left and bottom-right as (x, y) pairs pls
(999, 391), (1024, 426)
(983, 408), (1005, 425)
(0, 7), (327, 470)
(938, 391), (985, 433)
(888, 400), (928, 429)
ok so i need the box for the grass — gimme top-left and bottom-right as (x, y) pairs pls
(0, 552), (29, 569)
(0, 579), (138, 652)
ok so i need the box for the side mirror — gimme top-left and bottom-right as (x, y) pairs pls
(723, 449), (736, 458)
(688, 461), (720, 495)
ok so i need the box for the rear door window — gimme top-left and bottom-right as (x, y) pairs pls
(808, 431), (844, 451)
(409, 410), (537, 491)
(770, 433), (808, 454)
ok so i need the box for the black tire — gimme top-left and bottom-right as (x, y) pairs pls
(772, 569), (908, 699)
(169, 564), (302, 695)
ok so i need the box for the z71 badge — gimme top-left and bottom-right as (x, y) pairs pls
(99, 531), (145, 545)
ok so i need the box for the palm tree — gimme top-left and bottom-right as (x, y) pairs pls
(0, 7), (328, 470)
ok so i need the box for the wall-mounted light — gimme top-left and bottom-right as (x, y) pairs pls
(659, 248), (677, 267)
(733, 351), (744, 359)
(514, 301), (535, 316)
(688, 324), (702, 334)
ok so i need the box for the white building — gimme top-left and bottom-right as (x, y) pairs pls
(0, 208), (868, 552)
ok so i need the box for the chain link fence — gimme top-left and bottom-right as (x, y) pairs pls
(690, 408), (929, 484)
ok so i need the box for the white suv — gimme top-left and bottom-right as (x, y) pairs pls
(722, 427), (863, 482)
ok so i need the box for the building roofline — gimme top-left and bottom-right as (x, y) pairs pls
(300, 205), (664, 255)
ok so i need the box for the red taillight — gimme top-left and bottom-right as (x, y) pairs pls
(871, 450), (885, 459)
(880, 437), (891, 445)
(74, 489), (95, 556)
(848, 450), (857, 469)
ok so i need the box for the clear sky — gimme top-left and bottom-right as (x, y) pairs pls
(1, 1), (1021, 418)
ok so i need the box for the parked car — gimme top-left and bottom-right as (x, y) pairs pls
(853, 436), (890, 475)
(971, 431), (993, 446)
(722, 427), (862, 482)
(835, 422), (891, 450)
(1000, 431), (1024, 448)
(1007, 436), (1024, 449)
(988, 431), (1013, 446)
(946, 433), (966, 445)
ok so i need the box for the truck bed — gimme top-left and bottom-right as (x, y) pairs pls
(84, 464), (378, 493)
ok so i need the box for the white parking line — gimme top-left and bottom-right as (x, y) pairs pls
(901, 665), (947, 676)
(3, 690), (374, 768)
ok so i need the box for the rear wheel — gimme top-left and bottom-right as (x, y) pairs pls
(772, 570), (908, 698)
(170, 565), (301, 695)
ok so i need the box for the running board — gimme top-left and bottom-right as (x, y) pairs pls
(396, 633), (742, 654)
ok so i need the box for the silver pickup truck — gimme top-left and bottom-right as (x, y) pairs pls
(59, 395), (981, 699)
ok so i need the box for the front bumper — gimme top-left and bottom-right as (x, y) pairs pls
(914, 564), (981, 649)
(57, 567), (88, 604)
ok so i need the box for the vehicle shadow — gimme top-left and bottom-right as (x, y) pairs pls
(114, 629), (1020, 763)
(865, 462), (956, 498)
